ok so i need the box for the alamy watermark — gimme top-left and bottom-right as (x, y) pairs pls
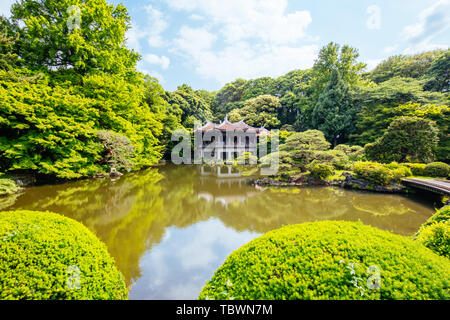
(340, 261), (382, 296)
(66, 265), (81, 290)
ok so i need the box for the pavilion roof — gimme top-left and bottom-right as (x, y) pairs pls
(196, 117), (270, 136)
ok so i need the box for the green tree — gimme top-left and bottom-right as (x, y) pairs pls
(211, 78), (247, 121)
(228, 95), (282, 128)
(365, 117), (440, 163)
(425, 50), (450, 93)
(312, 70), (355, 146)
(369, 50), (447, 84)
(10, 0), (139, 75)
(304, 42), (367, 128)
(310, 42), (367, 96)
(163, 84), (212, 128)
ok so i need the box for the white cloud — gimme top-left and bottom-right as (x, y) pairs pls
(166, 0), (312, 45)
(144, 5), (169, 48)
(193, 43), (318, 84)
(126, 23), (146, 53)
(125, 5), (169, 52)
(0, 0), (15, 18)
(366, 5), (381, 30)
(143, 54), (171, 69)
(168, 0), (317, 85)
(189, 14), (204, 21)
(402, 0), (450, 53)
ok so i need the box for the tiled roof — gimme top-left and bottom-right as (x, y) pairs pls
(196, 117), (270, 136)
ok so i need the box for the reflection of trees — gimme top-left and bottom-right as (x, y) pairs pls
(8, 169), (165, 285)
(5, 165), (435, 286)
(220, 187), (352, 233)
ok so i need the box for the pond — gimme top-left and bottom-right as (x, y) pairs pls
(1, 165), (438, 299)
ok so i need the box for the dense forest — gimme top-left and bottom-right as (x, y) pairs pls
(0, 0), (448, 181)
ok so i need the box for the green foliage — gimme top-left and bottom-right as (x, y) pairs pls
(416, 206), (450, 259)
(0, 2), (169, 179)
(364, 117), (439, 164)
(272, 130), (351, 171)
(307, 162), (334, 179)
(422, 206), (450, 227)
(351, 84), (446, 147)
(0, 210), (127, 300)
(235, 152), (258, 165)
(0, 178), (20, 196)
(403, 163), (427, 176)
(228, 95), (282, 129)
(10, 0), (139, 75)
(163, 84), (212, 128)
(97, 130), (134, 171)
(312, 70), (356, 146)
(423, 162), (450, 178)
(426, 51), (450, 93)
(199, 221), (450, 300)
(416, 222), (450, 259)
(0, 70), (166, 178)
(369, 50), (446, 84)
(334, 144), (364, 161)
(352, 162), (411, 185)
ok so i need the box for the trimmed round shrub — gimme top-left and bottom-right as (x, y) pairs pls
(416, 221), (449, 259)
(0, 210), (127, 300)
(352, 162), (394, 185)
(199, 221), (450, 300)
(415, 206), (449, 258)
(424, 162), (450, 178)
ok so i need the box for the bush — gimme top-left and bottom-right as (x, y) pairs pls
(352, 162), (394, 185)
(0, 179), (20, 196)
(384, 163), (413, 178)
(334, 144), (365, 161)
(403, 163), (427, 176)
(0, 210), (127, 300)
(415, 206), (450, 258)
(307, 162), (334, 179)
(97, 130), (135, 171)
(416, 222), (449, 258)
(421, 206), (450, 228)
(199, 221), (450, 300)
(424, 162), (450, 178)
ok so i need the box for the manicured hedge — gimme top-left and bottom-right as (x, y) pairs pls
(352, 162), (411, 185)
(403, 163), (427, 176)
(424, 162), (450, 178)
(0, 210), (127, 300)
(199, 221), (450, 300)
(416, 206), (449, 258)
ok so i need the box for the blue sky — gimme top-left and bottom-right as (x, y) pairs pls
(1, 0), (449, 91)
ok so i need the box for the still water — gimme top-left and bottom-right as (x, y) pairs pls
(1, 165), (437, 299)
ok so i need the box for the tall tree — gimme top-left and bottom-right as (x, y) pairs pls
(304, 42), (367, 128)
(311, 70), (355, 146)
(10, 0), (139, 75)
(228, 95), (282, 129)
(425, 51), (450, 93)
(369, 50), (447, 84)
(365, 117), (440, 163)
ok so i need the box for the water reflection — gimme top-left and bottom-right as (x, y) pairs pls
(2, 165), (435, 299)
